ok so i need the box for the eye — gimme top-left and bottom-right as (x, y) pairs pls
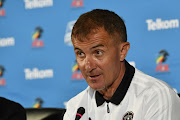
(76, 51), (85, 57)
(95, 50), (103, 56)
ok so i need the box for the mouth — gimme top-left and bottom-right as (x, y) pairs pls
(88, 74), (101, 80)
(90, 74), (100, 77)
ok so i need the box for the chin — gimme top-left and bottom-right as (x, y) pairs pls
(90, 85), (106, 91)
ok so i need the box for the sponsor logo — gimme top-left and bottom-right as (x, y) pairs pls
(71, 0), (83, 7)
(64, 20), (76, 46)
(71, 60), (84, 80)
(0, 0), (5, 16)
(122, 111), (134, 120)
(32, 27), (44, 48)
(0, 65), (6, 86)
(24, 68), (54, 80)
(155, 50), (169, 72)
(146, 18), (179, 31)
(33, 97), (43, 108)
(0, 37), (15, 47)
(24, 0), (53, 9)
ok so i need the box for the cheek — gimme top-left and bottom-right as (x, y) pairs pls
(102, 56), (120, 76)
(76, 60), (86, 77)
(77, 61), (84, 71)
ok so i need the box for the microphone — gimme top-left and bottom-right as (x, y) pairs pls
(75, 107), (85, 120)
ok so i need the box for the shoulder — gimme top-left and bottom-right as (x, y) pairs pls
(131, 69), (180, 119)
(131, 69), (180, 106)
(131, 69), (174, 95)
(67, 86), (94, 107)
(64, 86), (95, 119)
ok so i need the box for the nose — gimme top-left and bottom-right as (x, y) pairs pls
(84, 56), (96, 73)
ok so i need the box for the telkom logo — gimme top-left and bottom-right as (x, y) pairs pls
(24, 68), (53, 80)
(146, 18), (179, 31)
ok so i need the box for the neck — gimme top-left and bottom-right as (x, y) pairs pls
(98, 61), (126, 100)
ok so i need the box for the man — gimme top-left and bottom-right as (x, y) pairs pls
(63, 9), (180, 120)
(0, 97), (26, 120)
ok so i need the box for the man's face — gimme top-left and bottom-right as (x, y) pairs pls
(72, 28), (123, 91)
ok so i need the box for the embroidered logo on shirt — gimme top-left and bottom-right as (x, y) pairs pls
(122, 111), (134, 120)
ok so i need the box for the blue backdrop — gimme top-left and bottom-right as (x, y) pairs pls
(0, 0), (180, 108)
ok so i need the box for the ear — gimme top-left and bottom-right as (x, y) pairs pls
(119, 42), (130, 61)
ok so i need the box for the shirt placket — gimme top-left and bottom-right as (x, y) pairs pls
(104, 102), (111, 120)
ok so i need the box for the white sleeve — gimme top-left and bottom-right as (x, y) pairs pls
(63, 110), (71, 120)
(143, 84), (180, 120)
(63, 99), (77, 120)
(169, 88), (180, 120)
(63, 101), (74, 120)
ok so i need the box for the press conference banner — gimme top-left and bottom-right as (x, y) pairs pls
(0, 0), (180, 108)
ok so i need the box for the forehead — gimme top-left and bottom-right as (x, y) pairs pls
(72, 28), (113, 49)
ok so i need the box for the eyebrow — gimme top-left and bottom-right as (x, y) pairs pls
(74, 44), (104, 51)
(91, 44), (104, 49)
(74, 47), (81, 51)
